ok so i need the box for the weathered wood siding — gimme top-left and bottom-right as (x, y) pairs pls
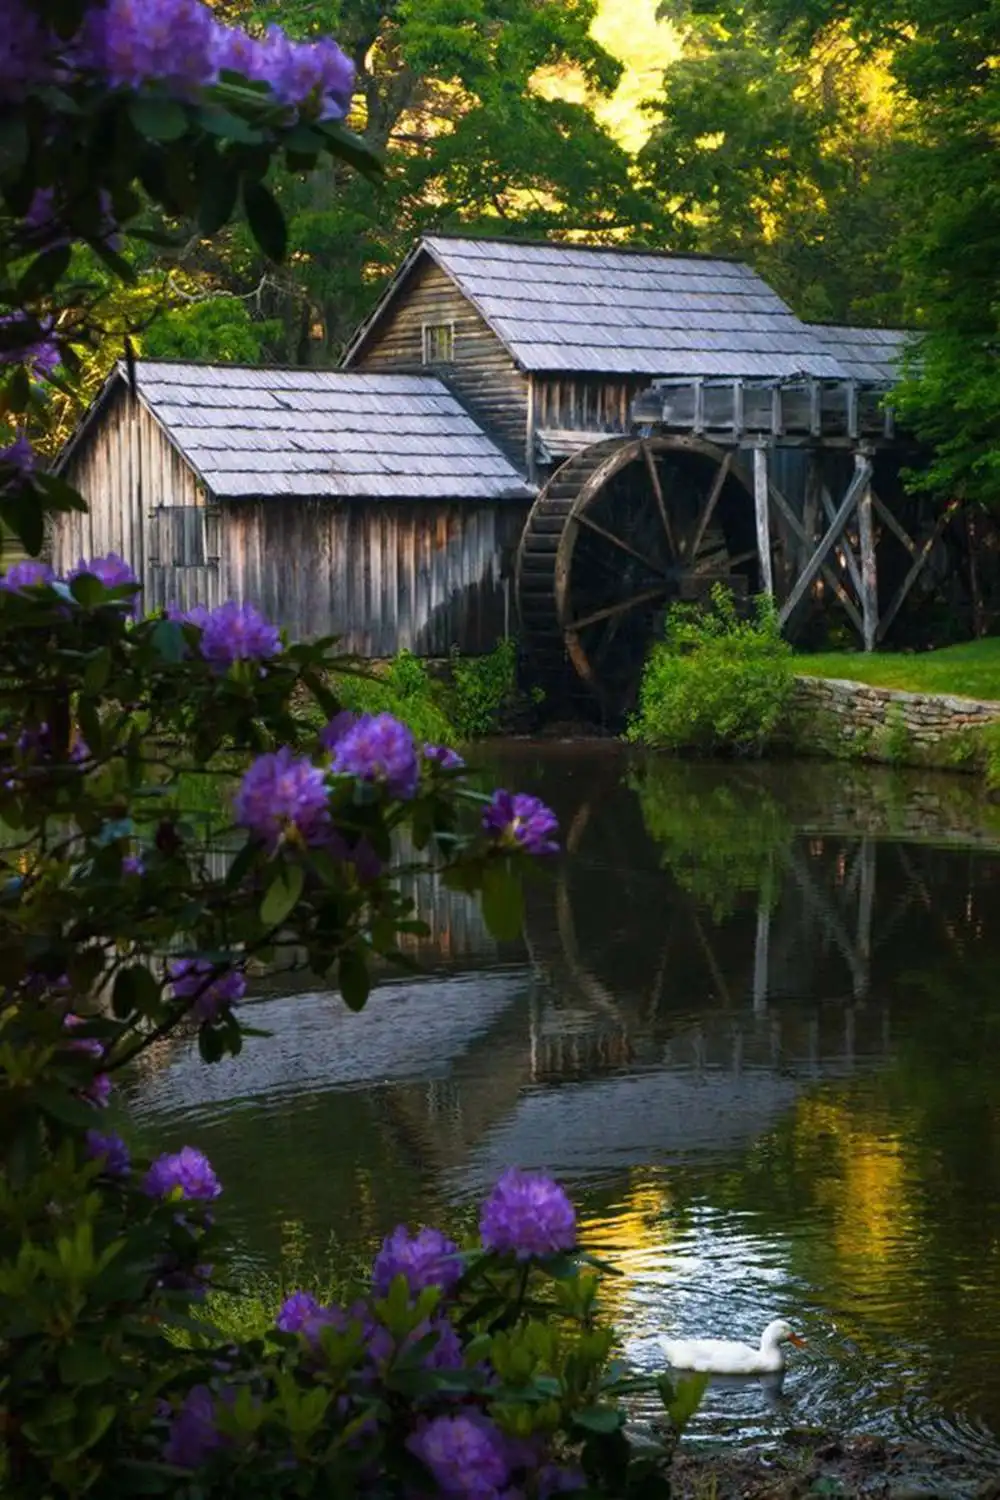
(352, 260), (531, 470)
(221, 498), (527, 655)
(533, 375), (651, 437)
(54, 384), (222, 613)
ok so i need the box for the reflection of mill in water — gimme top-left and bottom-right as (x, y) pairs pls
(381, 771), (974, 1187)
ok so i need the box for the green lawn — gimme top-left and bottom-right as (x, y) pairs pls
(796, 638), (1000, 702)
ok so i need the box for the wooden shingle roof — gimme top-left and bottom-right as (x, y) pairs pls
(61, 361), (535, 503)
(346, 234), (852, 380)
(814, 325), (910, 385)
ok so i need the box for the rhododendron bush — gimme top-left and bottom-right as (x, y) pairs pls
(0, 3), (691, 1494)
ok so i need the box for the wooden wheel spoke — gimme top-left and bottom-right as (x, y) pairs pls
(685, 450), (732, 561)
(573, 511), (669, 577)
(568, 585), (670, 633)
(642, 440), (677, 558)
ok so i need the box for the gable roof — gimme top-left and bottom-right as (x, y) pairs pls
(813, 325), (911, 385)
(60, 361), (535, 503)
(344, 234), (852, 381)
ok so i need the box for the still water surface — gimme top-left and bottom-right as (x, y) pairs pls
(126, 748), (1000, 1460)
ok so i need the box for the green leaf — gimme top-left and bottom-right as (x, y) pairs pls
(69, 572), (107, 608)
(481, 863), (525, 942)
(242, 178), (287, 262)
(58, 1342), (115, 1387)
(17, 244), (73, 300)
(197, 153), (240, 236)
(129, 96), (189, 142)
(316, 119), (384, 179)
(0, 114), (28, 175)
(112, 964), (163, 1021)
(338, 947), (370, 1012)
(82, 648), (112, 695)
(573, 1406), (624, 1435)
(664, 1372), (708, 1432)
(197, 105), (264, 145)
(150, 619), (186, 664)
(260, 862), (304, 928)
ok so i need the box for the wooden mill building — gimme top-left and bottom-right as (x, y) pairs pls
(52, 232), (945, 715)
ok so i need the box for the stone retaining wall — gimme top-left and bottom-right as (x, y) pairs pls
(789, 674), (1000, 769)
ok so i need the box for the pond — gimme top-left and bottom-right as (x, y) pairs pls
(124, 746), (1000, 1463)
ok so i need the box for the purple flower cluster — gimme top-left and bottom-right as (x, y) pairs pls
(331, 713), (419, 801)
(122, 853), (145, 877)
(319, 709), (358, 753)
(168, 958), (246, 1021)
(64, 1014), (112, 1107)
(480, 1169), (577, 1260)
(0, 436), (36, 481)
(424, 743), (465, 772)
(1, 557), (52, 591)
(482, 790), (560, 857)
(197, 601), (281, 669)
(407, 1412), (510, 1500)
(69, 553), (137, 590)
(86, 1129), (132, 1178)
(0, 313), (60, 376)
(372, 1225), (462, 1299)
(5, 0), (354, 122)
(144, 1146), (221, 1202)
(163, 1384), (229, 1469)
(23, 186), (122, 253)
(233, 747), (330, 849)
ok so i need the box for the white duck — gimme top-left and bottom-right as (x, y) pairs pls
(658, 1319), (806, 1376)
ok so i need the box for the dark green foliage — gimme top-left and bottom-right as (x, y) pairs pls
(448, 638), (530, 740)
(627, 585), (795, 755)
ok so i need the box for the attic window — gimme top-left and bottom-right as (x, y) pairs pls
(422, 322), (455, 365)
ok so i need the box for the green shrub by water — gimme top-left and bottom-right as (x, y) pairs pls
(448, 637), (522, 739)
(627, 585), (795, 755)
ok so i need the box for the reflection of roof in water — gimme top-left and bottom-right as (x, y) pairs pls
(445, 1064), (857, 1195)
(126, 969), (530, 1123)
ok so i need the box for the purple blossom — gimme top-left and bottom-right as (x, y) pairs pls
(24, 186), (122, 253)
(1, 557), (52, 591)
(144, 1147), (221, 1202)
(538, 1467), (587, 1498)
(83, 1073), (112, 1109)
(64, 1012), (106, 1061)
(0, 3), (55, 99)
(0, 436), (36, 479)
(372, 1225), (462, 1298)
(86, 1129), (131, 1178)
(233, 747), (331, 849)
(479, 1170), (576, 1260)
(0, 313), (60, 376)
(163, 1385), (228, 1469)
(276, 1290), (323, 1334)
(424, 743), (465, 771)
(167, 602), (210, 629)
(319, 710), (358, 752)
(122, 853), (145, 877)
(69, 553), (137, 590)
(168, 958), (246, 1022)
(332, 713), (419, 800)
(407, 1412), (510, 1499)
(198, 600), (281, 669)
(259, 28), (354, 120)
(86, 0), (217, 93)
(482, 791), (559, 857)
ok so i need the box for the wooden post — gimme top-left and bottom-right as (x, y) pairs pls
(856, 451), (878, 652)
(803, 451), (821, 574)
(753, 445), (773, 596)
(753, 899), (770, 1013)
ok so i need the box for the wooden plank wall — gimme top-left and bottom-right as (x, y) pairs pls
(533, 375), (651, 437)
(221, 497), (528, 656)
(54, 384), (221, 615)
(353, 260), (531, 470)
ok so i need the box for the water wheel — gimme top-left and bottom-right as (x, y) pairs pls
(516, 435), (761, 716)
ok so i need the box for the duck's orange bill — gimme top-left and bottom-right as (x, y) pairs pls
(789, 1334), (807, 1348)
